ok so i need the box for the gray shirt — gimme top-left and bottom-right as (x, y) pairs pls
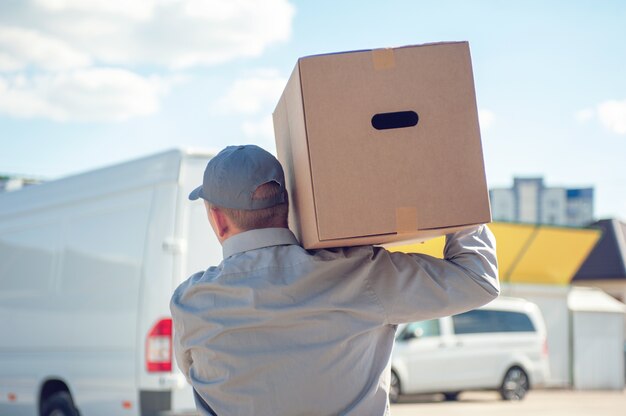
(170, 225), (499, 416)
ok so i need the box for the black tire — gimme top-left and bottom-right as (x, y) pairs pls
(389, 370), (401, 403)
(41, 391), (79, 416)
(443, 392), (461, 401)
(499, 366), (529, 401)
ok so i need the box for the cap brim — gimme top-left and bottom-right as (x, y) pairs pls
(188, 185), (203, 201)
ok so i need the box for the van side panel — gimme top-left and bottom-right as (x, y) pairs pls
(61, 189), (152, 416)
(0, 188), (154, 416)
(0, 219), (62, 416)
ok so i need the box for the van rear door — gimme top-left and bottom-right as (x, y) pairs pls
(175, 153), (221, 287)
(169, 153), (220, 412)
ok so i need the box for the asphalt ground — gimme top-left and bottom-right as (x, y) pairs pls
(389, 389), (626, 416)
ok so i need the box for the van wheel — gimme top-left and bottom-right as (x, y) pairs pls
(443, 392), (460, 401)
(389, 370), (401, 403)
(41, 391), (79, 416)
(499, 367), (529, 401)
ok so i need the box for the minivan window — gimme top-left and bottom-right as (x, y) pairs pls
(399, 319), (440, 340)
(452, 309), (535, 334)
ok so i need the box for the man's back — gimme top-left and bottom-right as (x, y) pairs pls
(171, 226), (499, 415)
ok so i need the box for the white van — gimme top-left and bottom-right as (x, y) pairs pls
(390, 296), (550, 402)
(0, 149), (220, 416)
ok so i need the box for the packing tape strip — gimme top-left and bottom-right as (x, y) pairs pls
(372, 48), (395, 70)
(396, 207), (418, 234)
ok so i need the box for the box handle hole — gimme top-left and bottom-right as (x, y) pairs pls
(371, 111), (419, 130)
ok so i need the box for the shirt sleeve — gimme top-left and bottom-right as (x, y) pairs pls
(170, 284), (194, 385)
(366, 224), (500, 325)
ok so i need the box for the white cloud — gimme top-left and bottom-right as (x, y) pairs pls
(215, 70), (287, 114)
(0, 69), (170, 122)
(214, 70), (286, 142)
(0, 26), (91, 71)
(576, 100), (626, 135)
(597, 100), (626, 135)
(242, 115), (275, 140)
(0, 0), (295, 69)
(34, 0), (155, 20)
(575, 108), (595, 123)
(478, 109), (495, 130)
(0, 0), (294, 122)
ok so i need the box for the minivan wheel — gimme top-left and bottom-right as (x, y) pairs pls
(499, 367), (529, 401)
(389, 370), (401, 403)
(41, 391), (79, 416)
(443, 392), (460, 401)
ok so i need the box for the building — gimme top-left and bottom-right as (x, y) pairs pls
(573, 219), (626, 302)
(490, 177), (594, 226)
(391, 222), (626, 389)
(0, 175), (41, 192)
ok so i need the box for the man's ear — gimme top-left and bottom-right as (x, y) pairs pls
(208, 207), (230, 239)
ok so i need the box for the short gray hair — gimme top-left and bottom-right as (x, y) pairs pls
(210, 182), (288, 231)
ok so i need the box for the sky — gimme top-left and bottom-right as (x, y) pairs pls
(0, 0), (625, 220)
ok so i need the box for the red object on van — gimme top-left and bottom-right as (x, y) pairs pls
(146, 318), (173, 372)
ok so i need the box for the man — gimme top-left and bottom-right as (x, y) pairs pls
(170, 144), (499, 416)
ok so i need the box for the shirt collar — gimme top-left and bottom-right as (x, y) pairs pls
(222, 227), (300, 259)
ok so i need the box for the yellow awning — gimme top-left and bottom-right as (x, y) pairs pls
(387, 222), (601, 285)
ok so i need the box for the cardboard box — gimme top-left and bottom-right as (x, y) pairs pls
(273, 41), (491, 249)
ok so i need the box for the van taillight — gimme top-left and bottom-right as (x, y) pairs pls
(146, 318), (172, 372)
(542, 338), (549, 357)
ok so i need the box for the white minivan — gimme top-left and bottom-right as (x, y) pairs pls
(390, 296), (550, 402)
(0, 149), (220, 416)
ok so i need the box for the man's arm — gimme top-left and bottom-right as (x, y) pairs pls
(367, 224), (499, 324)
(170, 287), (194, 385)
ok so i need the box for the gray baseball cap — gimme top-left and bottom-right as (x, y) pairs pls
(189, 145), (287, 210)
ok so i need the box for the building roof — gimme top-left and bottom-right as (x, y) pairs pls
(388, 222), (601, 285)
(573, 219), (626, 281)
